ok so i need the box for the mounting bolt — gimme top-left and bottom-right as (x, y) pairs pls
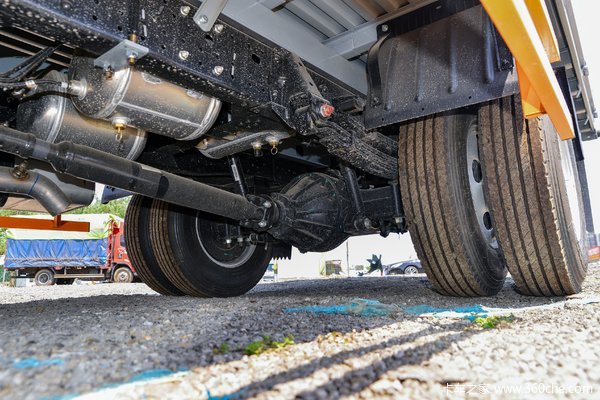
(258, 220), (267, 228)
(582, 63), (589, 76)
(213, 65), (224, 75)
(213, 24), (224, 33)
(319, 103), (335, 118)
(251, 140), (263, 157)
(180, 5), (191, 16)
(11, 161), (29, 180)
(103, 66), (114, 80)
(225, 238), (232, 245)
(237, 237), (244, 243)
(179, 50), (190, 61)
(198, 14), (209, 24)
(381, 24), (389, 32)
(262, 200), (272, 209)
(67, 80), (87, 98)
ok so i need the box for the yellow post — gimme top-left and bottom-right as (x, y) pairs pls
(480, 0), (574, 139)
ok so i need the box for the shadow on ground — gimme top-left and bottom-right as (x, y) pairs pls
(0, 275), (567, 399)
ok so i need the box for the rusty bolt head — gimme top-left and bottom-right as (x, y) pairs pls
(319, 103), (335, 118)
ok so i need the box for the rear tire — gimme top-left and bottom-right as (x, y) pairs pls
(150, 200), (272, 297)
(124, 195), (184, 295)
(34, 269), (55, 286)
(479, 96), (587, 296)
(398, 113), (506, 296)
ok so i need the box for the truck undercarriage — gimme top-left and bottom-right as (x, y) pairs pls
(0, 0), (596, 297)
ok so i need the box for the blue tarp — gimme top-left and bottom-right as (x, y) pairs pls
(4, 238), (108, 269)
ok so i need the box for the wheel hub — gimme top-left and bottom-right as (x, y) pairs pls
(466, 124), (498, 249)
(404, 266), (419, 275)
(195, 214), (256, 269)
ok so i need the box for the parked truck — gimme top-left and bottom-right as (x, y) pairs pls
(4, 214), (135, 286)
(0, 0), (596, 298)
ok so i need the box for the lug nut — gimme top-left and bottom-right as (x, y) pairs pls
(319, 103), (335, 118)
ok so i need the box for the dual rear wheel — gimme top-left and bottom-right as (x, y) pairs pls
(399, 96), (588, 297)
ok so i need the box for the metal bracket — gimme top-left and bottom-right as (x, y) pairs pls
(197, 131), (291, 159)
(194, 0), (229, 32)
(94, 39), (149, 71)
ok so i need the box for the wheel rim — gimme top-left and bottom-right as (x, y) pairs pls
(38, 272), (50, 284)
(466, 123), (498, 249)
(194, 214), (256, 269)
(558, 140), (583, 245)
(115, 270), (130, 282)
(404, 266), (419, 274)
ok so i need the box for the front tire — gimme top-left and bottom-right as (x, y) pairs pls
(150, 200), (273, 297)
(479, 96), (587, 296)
(398, 113), (506, 296)
(34, 269), (55, 286)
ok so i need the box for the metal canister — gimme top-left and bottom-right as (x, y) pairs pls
(16, 71), (147, 160)
(69, 56), (222, 141)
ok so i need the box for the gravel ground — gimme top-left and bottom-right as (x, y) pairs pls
(1, 266), (599, 400)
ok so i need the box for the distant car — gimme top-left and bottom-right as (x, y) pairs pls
(384, 260), (423, 275)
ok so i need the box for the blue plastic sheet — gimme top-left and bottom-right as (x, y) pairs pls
(12, 357), (64, 369)
(4, 238), (108, 269)
(285, 298), (398, 317)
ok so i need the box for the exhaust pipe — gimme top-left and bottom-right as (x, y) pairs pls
(0, 126), (267, 223)
(0, 165), (70, 215)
